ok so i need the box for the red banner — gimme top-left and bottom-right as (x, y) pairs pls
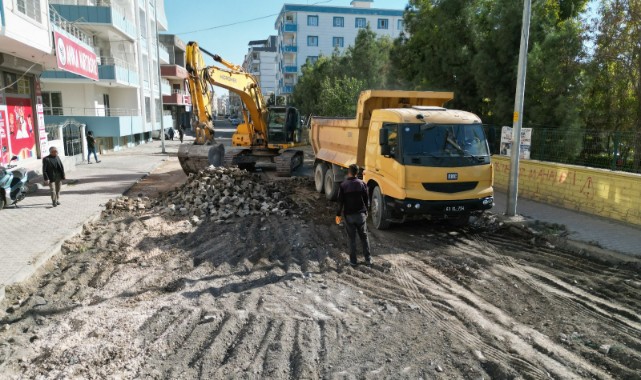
(54, 31), (99, 81)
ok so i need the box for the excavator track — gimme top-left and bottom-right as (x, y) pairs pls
(223, 149), (257, 170)
(275, 150), (304, 177)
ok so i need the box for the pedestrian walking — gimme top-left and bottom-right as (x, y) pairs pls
(336, 164), (371, 267)
(87, 131), (101, 163)
(42, 146), (66, 207)
(178, 123), (185, 143)
(168, 127), (175, 141)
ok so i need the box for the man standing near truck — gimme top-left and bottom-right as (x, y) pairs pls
(336, 164), (371, 267)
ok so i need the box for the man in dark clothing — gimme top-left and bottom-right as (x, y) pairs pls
(87, 131), (101, 163)
(42, 146), (66, 207)
(168, 127), (175, 141)
(178, 123), (185, 143)
(336, 164), (371, 266)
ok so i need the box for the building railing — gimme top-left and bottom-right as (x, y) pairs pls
(49, 6), (95, 47)
(98, 56), (138, 72)
(45, 107), (141, 117)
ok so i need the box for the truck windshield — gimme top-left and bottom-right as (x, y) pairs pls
(398, 123), (490, 167)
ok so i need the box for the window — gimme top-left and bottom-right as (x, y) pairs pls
(398, 19), (404, 30)
(355, 17), (367, 28)
(2, 72), (30, 95)
(42, 92), (63, 116)
(145, 97), (151, 122)
(332, 37), (344, 48)
(333, 16), (344, 27)
(307, 36), (318, 46)
(16, 0), (41, 23)
(307, 15), (319, 26)
(307, 56), (319, 65)
(378, 19), (389, 29)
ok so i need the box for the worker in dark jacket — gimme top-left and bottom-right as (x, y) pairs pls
(87, 131), (100, 163)
(336, 164), (371, 266)
(42, 146), (66, 207)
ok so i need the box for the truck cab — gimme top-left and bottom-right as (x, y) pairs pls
(365, 107), (493, 228)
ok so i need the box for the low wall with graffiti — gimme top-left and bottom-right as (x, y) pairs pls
(492, 156), (641, 226)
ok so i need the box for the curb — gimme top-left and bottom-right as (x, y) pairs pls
(0, 158), (168, 304)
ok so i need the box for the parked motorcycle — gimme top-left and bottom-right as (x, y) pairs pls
(0, 156), (29, 209)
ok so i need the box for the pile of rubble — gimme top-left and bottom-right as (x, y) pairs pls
(153, 166), (298, 225)
(104, 196), (151, 214)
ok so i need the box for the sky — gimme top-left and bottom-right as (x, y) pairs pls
(163, 0), (407, 65)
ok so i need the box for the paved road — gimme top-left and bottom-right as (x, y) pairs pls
(0, 138), (186, 300)
(493, 191), (640, 256)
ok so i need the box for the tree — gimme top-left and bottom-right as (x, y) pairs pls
(318, 76), (366, 116)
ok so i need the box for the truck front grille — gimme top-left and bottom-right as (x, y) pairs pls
(423, 182), (478, 193)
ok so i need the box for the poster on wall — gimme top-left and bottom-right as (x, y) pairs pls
(34, 78), (48, 157)
(500, 126), (532, 160)
(6, 97), (37, 160)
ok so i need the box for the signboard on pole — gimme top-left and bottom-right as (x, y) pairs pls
(500, 126), (532, 159)
(54, 30), (99, 81)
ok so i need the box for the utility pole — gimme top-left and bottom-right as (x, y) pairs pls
(154, 0), (166, 154)
(506, 0), (532, 216)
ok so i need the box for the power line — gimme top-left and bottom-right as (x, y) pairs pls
(0, 63), (39, 92)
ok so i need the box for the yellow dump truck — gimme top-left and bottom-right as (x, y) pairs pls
(311, 90), (494, 229)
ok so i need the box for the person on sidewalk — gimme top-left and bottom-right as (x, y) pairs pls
(87, 131), (101, 164)
(42, 146), (66, 207)
(336, 164), (371, 267)
(168, 127), (175, 141)
(178, 123), (185, 143)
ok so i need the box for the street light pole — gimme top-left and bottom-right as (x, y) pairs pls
(154, 0), (166, 154)
(506, 0), (532, 216)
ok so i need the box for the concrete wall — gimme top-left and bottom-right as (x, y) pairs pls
(492, 156), (641, 226)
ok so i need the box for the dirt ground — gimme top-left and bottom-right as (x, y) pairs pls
(1, 158), (640, 380)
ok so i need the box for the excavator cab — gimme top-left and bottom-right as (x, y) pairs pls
(267, 107), (301, 144)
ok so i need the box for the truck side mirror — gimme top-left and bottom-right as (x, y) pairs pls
(379, 128), (389, 146)
(379, 128), (392, 157)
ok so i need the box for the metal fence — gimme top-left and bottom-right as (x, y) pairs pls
(485, 126), (641, 173)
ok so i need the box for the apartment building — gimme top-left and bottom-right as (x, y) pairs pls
(41, 0), (172, 152)
(0, 0), (91, 165)
(274, 0), (404, 96)
(159, 34), (191, 129)
(241, 36), (278, 98)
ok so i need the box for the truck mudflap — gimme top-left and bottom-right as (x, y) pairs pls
(386, 196), (494, 216)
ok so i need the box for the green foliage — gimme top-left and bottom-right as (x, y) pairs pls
(318, 76), (366, 116)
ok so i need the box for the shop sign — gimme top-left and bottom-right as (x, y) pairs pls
(54, 31), (99, 81)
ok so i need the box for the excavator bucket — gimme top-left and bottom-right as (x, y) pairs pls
(177, 143), (225, 175)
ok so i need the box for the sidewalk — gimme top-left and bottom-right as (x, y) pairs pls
(493, 191), (640, 256)
(0, 138), (185, 301)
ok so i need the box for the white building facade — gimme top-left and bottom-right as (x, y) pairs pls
(41, 0), (172, 152)
(274, 0), (404, 96)
(0, 0), (91, 164)
(242, 36), (278, 99)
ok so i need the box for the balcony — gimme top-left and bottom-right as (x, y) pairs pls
(42, 56), (139, 87)
(43, 108), (146, 137)
(158, 44), (170, 64)
(50, 3), (136, 40)
(163, 91), (191, 105)
(281, 45), (297, 54)
(161, 64), (188, 79)
(283, 65), (298, 73)
(282, 86), (294, 94)
(283, 23), (297, 33)
(161, 79), (171, 96)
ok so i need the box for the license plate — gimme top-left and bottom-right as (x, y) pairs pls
(445, 205), (465, 212)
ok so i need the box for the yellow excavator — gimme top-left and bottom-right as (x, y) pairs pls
(177, 41), (306, 176)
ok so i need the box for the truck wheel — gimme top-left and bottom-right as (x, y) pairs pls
(371, 186), (391, 230)
(314, 163), (327, 193)
(324, 171), (339, 201)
